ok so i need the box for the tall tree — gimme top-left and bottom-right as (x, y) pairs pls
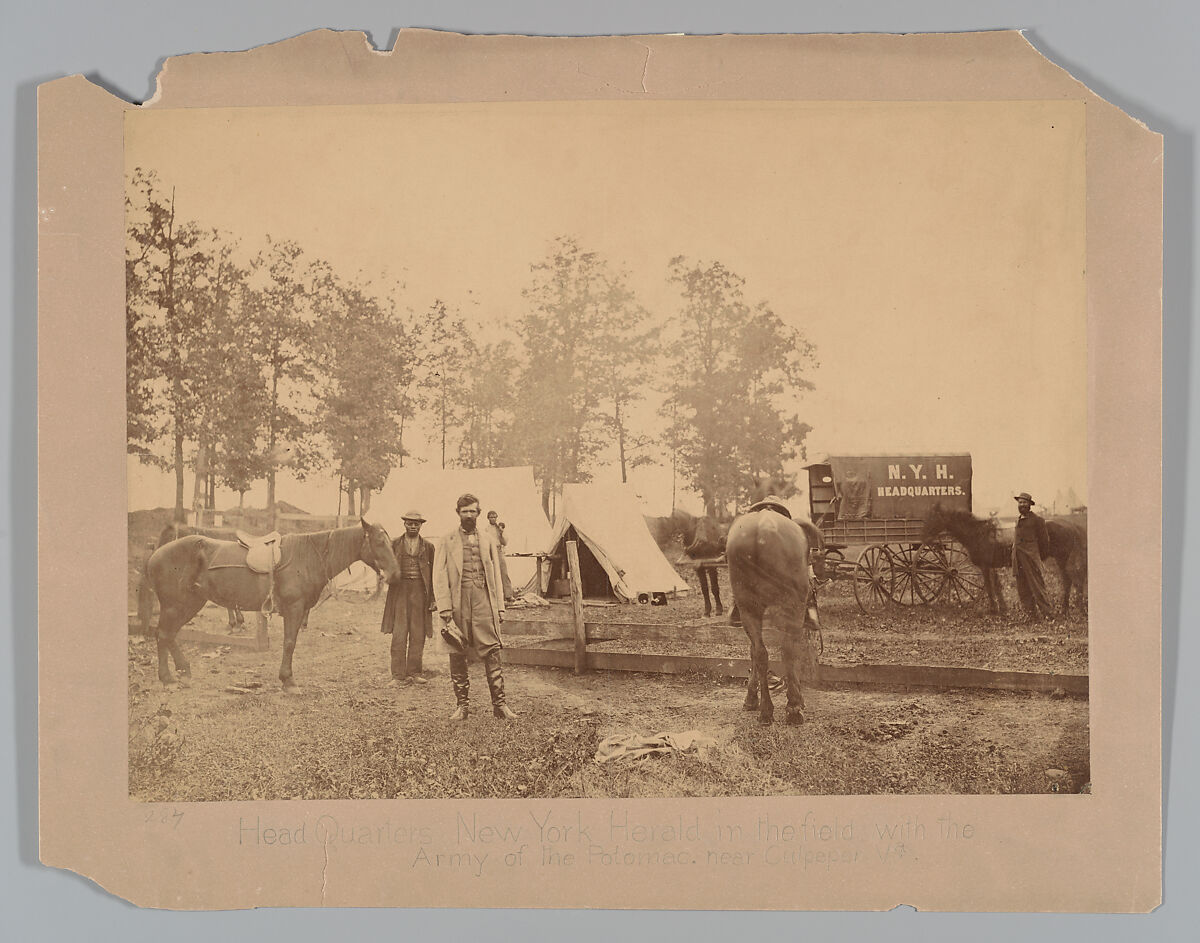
(591, 274), (661, 483)
(415, 300), (474, 469)
(458, 339), (518, 468)
(208, 260), (273, 507)
(243, 238), (320, 523)
(125, 169), (213, 520)
(517, 236), (652, 509)
(663, 257), (816, 517)
(314, 273), (414, 513)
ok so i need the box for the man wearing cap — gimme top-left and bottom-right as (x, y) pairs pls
(485, 510), (515, 602)
(380, 510), (436, 685)
(433, 493), (517, 721)
(1012, 492), (1053, 622)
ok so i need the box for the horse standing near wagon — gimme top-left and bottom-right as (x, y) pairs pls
(145, 519), (401, 692)
(920, 504), (1088, 615)
(726, 497), (820, 726)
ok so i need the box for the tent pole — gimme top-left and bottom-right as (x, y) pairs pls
(567, 540), (587, 675)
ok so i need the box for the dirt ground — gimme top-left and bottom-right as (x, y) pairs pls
(129, 584), (1090, 801)
(510, 560), (1088, 674)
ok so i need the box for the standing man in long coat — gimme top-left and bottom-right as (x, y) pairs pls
(381, 510), (435, 685)
(433, 493), (517, 721)
(1012, 492), (1054, 622)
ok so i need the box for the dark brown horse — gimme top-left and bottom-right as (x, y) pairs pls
(683, 515), (731, 617)
(146, 520), (400, 692)
(921, 505), (1088, 614)
(644, 509), (698, 552)
(726, 509), (816, 725)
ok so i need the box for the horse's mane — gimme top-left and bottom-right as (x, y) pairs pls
(282, 526), (366, 582)
(923, 505), (1002, 544)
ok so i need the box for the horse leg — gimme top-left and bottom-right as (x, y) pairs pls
(780, 611), (808, 726)
(156, 596), (205, 686)
(743, 657), (759, 712)
(1057, 558), (1071, 613)
(697, 566), (712, 617)
(741, 606), (773, 724)
(709, 569), (724, 617)
(278, 603), (309, 693)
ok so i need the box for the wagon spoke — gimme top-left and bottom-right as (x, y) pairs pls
(919, 540), (985, 607)
(853, 545), (893, 614)
(889, 545), (938, 606)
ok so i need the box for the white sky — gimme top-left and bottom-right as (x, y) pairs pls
(126, 99), (1087, 519)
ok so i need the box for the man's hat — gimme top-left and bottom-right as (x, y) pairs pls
(401, 509), (427, 523)
(440, 621), (467, 652)
(1014, 492), (1035, 504)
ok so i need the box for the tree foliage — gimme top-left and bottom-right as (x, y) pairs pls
(126, 169), (818, 520)
(313, 271), (416, 511)
(663, 257), (816, 516)
(516, 236), (660, 506)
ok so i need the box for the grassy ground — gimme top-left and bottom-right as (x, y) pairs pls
(129, 596), (1089, 801)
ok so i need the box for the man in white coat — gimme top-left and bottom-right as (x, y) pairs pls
(433, 493), (517, 721)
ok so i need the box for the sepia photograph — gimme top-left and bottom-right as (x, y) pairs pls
(124, 96), (1091, 803)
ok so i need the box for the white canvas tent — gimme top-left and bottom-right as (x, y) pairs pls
(369, 465), (554, 590)
(330, 560), (383, 595)
(533, 482), (690, 602)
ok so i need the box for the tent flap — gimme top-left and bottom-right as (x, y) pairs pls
(547, 483), (689, 601)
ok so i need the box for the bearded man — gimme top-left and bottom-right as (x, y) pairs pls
(1012, 492), (1054, 622)
(432, 493), (517, 721)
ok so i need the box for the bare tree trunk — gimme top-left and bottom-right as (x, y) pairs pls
(267, 372), (278, 529)
(346, 482), (357, 517)
(616, 397), (628, 484)
(359, 485), (371, 515)
(173, 428), (186, 522)
(191, 441), (208, 526)
(440, 375), (447, 469)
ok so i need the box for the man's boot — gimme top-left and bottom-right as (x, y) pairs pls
(484, 651), (517, 720)
(448, 653), (470, 721)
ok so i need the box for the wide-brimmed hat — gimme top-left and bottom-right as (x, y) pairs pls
(401, 509), (427, 523)
(1013, 492), (1035, 504)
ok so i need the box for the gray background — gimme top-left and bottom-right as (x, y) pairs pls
(4, 1), (1195, 938)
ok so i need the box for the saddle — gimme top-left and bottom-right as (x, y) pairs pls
(236, 530), (283, 574)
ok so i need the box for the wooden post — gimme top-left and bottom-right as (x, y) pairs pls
(255, 611), (270, 652)
(566, 540), (587, 674)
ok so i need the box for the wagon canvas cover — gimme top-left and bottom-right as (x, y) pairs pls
(826, 454), (972, 520)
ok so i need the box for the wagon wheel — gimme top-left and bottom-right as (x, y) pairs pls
(853, 545), (893, 613)
(889, 543), (944, 605)
(918, 540), (986, 606)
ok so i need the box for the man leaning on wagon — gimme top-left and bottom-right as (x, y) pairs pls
(1011, 492), (1054, 623)
(433, 493), (518, 722)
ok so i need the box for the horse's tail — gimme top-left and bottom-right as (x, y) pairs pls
(795, 518), (824, 554)
(1047, 518), (1088, 580)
